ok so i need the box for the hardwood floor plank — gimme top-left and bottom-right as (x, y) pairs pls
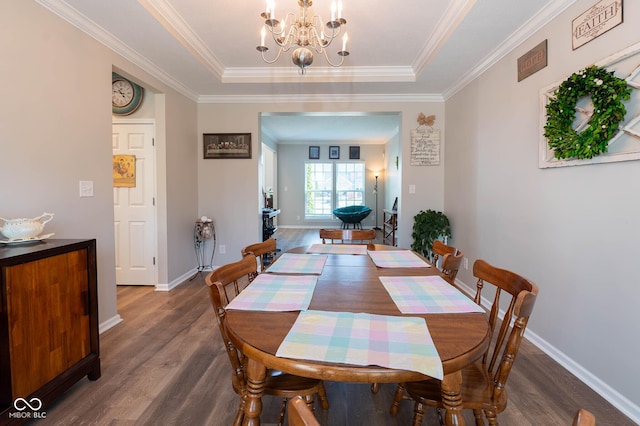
(36, 229), (634, 425)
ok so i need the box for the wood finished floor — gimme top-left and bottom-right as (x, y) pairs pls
(37, 228), (634, 425)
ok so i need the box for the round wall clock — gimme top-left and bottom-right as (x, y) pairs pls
(112, 73), (144, 116)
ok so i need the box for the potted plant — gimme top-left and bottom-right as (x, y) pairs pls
(411, 209), (451, 261)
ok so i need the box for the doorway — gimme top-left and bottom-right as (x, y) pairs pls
(112, 119), (157, 285)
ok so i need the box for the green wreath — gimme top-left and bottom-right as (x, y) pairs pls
(544, 65), (631, 160)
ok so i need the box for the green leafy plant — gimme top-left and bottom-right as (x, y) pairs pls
(544, 65), (631, 160)
(411, 209), (451, 261)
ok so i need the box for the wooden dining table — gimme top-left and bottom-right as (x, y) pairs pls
(224, 244), (491, 426)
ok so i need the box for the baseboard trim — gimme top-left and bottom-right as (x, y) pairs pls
(453, 278), (640, 424)
(155, 269), (199, 291)
(99, 314), (123, 334)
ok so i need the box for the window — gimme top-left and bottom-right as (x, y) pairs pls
(305, 163), (333, 218)
(336, 162), (365, 208)
(305, 161), (365, 219)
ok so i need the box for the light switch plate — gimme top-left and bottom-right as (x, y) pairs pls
(79, 180), (94, 197)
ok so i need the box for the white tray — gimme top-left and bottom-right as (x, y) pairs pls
(0, 233), (55, 245)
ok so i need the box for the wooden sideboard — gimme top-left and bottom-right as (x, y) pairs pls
(0, 239), (100, 424)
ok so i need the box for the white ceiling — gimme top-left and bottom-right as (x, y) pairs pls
(36, 0), (577, 143)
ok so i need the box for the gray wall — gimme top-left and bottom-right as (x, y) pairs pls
(445, 0), (640, 418)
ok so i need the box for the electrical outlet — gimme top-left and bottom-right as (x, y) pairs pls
(463, 257), (469, 270)
(220, 245), (226, 254)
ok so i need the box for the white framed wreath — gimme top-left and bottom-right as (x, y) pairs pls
(543, 65), (631, 160)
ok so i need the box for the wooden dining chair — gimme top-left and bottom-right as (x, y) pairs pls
(241, 238), (277, 279)
(319, 228), (376, 244)
(573, 409), (596, 426)
(390, 259), (538, 426)
(431, 240), (464, 284)
(205, 255), (329, 426)
(288, 396), (321, 426)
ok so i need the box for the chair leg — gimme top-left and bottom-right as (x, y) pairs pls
(473, 409), (484, 425)
(233, 403), (244, 426)
(304, 393), (315, 411)
(277, 398), (288, 426)
(389, 383), (405, 415)
(233, 392), (247, 426)
(371, 383), (379, 394)
(485, 409), (498, 425)
(317, 382), (330, 410)
(413, 402), (426, 426)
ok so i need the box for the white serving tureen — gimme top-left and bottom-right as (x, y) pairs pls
(0, 213), (54, 240)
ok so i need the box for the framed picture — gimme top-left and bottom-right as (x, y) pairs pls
(113, 154), (136, 187)
(309, 146), (320, 159)
(349, 146), (360, 159)
(203, 133), (251, 159)
(329, 146), (340, 159)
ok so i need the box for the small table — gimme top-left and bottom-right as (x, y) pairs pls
(225, 244), (490, 425)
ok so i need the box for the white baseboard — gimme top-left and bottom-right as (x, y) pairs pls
(155, 269), (201, 291)
(99, 314), (123, 334)
(453, 278), (640, 424)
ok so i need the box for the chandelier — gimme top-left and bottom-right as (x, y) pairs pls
(256, 0), (349, 74)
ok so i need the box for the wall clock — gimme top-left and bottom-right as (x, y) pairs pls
(112, 73), (144, 116)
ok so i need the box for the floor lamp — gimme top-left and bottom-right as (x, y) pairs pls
(373, 175), (381, 231)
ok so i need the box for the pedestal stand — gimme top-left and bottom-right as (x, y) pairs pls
(190, 218), (216, 280)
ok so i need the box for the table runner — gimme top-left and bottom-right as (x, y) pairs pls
(226, 274), (317, 311)
(379, 275), (484, 314)
(306, 244), (368, 255)
(367, 250), (431, 268)
(266, 253), (328, 274)
(276, 310), (443, 379)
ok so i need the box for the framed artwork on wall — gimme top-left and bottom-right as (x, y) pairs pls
(329, 146), (340, 159)
(349, 146), (360, 159)
(309, 146), (320, 159)
(203, 133), (251, 159)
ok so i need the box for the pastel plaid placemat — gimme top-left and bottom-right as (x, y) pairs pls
(266, 253), (328, 274)
(226, 274), (317, 311)
(379, 275), (484, 314)
(367, 250), (431, 268)
(306, 244), (368, 255)
(276, 310), (443, 379)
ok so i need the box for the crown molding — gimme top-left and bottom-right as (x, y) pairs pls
(36, 0), (579, 104)
(198, 93), (443, 104)
(413, 0), (477, 76)
(443, 0), (578, 100)
(138, 0), (225, 80)
(36, 0), (199, 101)
(222, 66), (416, 83)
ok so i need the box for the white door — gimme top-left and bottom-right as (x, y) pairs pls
(112, 121), (156, 285)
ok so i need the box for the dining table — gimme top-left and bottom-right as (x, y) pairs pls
(224, 243), (491, 426)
